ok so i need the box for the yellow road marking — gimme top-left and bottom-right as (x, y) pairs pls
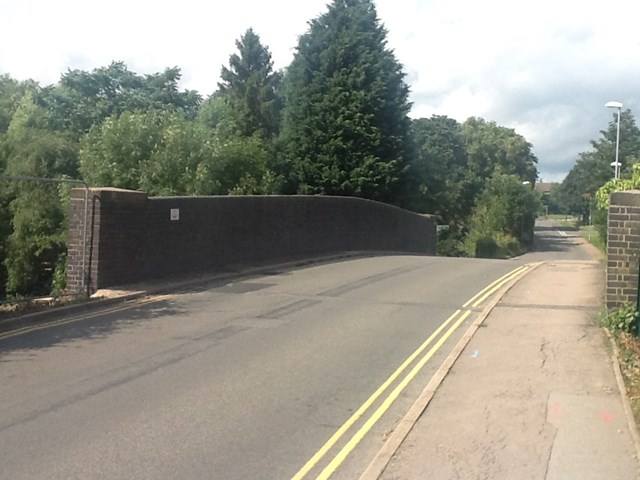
(294, 265), (535, 479)
(470, 267), (529, 308)
(0, 295), (175, 341)
(463, 265), (528, 308)
(289, 309), (465, 480)
(315, 310), (472, 480)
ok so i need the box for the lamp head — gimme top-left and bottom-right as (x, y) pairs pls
(605, 101), (623, 109)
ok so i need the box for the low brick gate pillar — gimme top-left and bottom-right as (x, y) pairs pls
(607, 190), (640, 309)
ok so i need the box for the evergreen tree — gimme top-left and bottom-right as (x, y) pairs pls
(281, 0), (411, 204)
(409, 116), (470, 222)
(219, 28), (282, 139)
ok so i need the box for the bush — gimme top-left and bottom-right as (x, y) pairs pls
(436, 229), (466, 257)
(474, 236), (499, 258)
(464, 230), (522, 259)
(51, 253), (66, 298)
(601, 303), (639, 334)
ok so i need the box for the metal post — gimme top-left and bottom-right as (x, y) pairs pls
(636, 258), (640, 337)
(606, 101), (623, 180)
(615, 109), (621, 179)
(83, 186), (89, 296)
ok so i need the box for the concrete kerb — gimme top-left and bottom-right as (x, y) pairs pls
(605, 329), (640, 463)
(359, 261), (547, 480)
(0, 250), (419, 335)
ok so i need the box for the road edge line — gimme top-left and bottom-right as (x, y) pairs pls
(358, 261), (545, 480)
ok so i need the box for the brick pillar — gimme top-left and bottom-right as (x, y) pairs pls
(66, 188), (148, 294)
(66, 188), (90, 295)
(606, 190), (640, 309)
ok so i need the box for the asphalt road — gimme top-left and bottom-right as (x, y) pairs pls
(0, 221), (597, 479)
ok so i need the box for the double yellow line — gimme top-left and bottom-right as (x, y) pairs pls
(292, 263), (533, 480)
(463, 264), (530, 309)
(0, 294), (174, 341)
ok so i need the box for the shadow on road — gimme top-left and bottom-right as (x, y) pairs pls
(532, 231), (577, 253)
(0, 299), (185, 357)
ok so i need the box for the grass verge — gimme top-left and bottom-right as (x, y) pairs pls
(614, 332), (640, 426)
(601, 305), (640, 426)
(579, 225), (606, 253)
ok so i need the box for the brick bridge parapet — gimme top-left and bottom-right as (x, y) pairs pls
(66, 189), (437, 294)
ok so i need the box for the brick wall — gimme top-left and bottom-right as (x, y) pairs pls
(607, 190), (640, 309)
(67, 188), (437, 293)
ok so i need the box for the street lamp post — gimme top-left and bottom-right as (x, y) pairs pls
(605, 101), (623, 179)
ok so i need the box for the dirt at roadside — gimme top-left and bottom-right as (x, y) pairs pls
(616, 332), (640, 426)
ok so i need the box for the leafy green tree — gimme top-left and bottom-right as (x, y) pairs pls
(139, 115), (217, 196)
(461, 117), (538, 184)
(557, 153), (610, 220)
(193, 135), (280, 195)
(80, 110), (279, 196)
(559, 109), (640, 220)
(408, 116), (472, 222)
(219, 29), (282, 139)
(80, 110), (170, 190)
(542, 183), (564, 215)
(281, 0), (412, 204)
(0, 94), (76, 297)
(0, 75), (39, 134)
(465, 173), (540, 257)
(4, 186), (66, 296)
(198, 92), (233, 130)
(593, 161), (640, 246)
(43, 62), (201, 138)
(596, 110), (640, 179)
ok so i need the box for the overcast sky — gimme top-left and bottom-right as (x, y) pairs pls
(1, 0), (639, 182)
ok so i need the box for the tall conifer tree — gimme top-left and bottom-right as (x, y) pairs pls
(281, 0), (411, 203)
(219, 28), (282, 139)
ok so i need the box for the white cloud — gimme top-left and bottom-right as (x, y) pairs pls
(1, 0), (639, 182)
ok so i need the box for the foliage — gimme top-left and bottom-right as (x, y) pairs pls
(601, 303), (639, 334)
(595, 163), (640, 211)
(408, 116), (474, 224)
(219, 28), (282, 139)
(467, 232), (521, 259)
(4, 185), (66, 296)
(436, 229), (466, 257)
(281, 0), (412, 204)
(463, 173), (540, 257)
(198, 93), (232, 130)
(51, 253), (67, 298)
(44, 62), (201, 138)
(192, 134), (280, 195)
(0, 93), (76, 297)
(0, 16), (550, 295)
(591, 162), (640, 246)
(460, 117), (538, 184)
(559, 110), (640, 220)
(80, 110), (279, 196)
(0, 75), (38, 134)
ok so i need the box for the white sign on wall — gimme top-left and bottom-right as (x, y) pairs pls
(170, 208), (180, 221)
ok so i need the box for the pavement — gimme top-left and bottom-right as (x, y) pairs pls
(363, 259), (640, 480)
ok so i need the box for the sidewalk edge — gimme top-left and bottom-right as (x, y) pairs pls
(359, 261), (546, 480)
(605, 329), (640, 461)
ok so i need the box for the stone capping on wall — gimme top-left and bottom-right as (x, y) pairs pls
(606, 190), (640, 309)
(66, 188), (437, 294)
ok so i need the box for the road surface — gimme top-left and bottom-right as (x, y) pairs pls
(0, 221), (597, 479)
